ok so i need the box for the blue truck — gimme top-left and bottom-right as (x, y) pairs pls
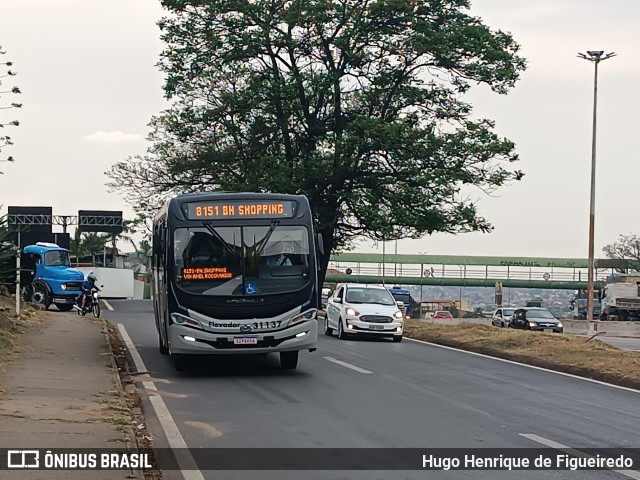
(387, 286), (418, 319)
(21, 242), (85, 311)
(569, 293), (601, 319)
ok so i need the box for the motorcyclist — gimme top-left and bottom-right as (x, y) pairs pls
(78, 272), (100, 312)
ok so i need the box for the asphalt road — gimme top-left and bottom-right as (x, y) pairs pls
(596, 336), (640, 351)
(105, 300), (640, 480)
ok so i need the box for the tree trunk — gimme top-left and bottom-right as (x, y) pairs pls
(318, 227), (335, 289)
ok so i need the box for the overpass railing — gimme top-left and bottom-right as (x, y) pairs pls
(327, 263), (613, 283)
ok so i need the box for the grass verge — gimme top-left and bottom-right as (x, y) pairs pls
(404, 320), (640, 390)
(0, 292), (48, 375)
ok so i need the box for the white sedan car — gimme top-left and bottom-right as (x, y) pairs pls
(325, 284), (405, 342)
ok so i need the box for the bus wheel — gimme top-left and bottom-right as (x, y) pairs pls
(158, 331), (169, 355)
(173, 354), (188, 372)
(280, 351), (298, 370)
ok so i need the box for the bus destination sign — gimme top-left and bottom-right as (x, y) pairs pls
(182, 267), (233, 280)
(186, 201), (295, 220)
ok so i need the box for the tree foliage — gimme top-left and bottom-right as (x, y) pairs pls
(107, 0), (526, 274)
(70, 230), (112, 259)
(0, 211), (17, 291)
(603, 233), (640, 262)
(0, 45), (22, 173)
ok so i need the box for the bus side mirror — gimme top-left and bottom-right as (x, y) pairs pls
(317, 233), (324, 256)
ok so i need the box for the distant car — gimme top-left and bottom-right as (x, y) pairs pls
(508, 307), (563, 333)
(491, 307), (516, 327)
(432, 310), (454, 320)
(325, 284), (404, 342)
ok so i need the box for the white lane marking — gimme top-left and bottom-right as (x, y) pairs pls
(102, 299), (114, 311)
(117, 324), (204, 480)
(405, 337), (640, 395)
(520, 433), (640, 480)
(324, 356), (372, 374)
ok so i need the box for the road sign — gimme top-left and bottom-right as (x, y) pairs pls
(543, 272), (550, 281)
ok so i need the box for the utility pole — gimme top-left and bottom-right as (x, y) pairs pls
(394, 240), (397, 277)
(15, 231), (21, 317)
(577, 50), (616, 324)
(382, 240), (386, 286)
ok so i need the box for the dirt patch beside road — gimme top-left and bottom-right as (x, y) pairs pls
(0, 292), (47, 371)
(404, 320), (640, 390)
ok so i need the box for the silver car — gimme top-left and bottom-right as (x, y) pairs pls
(491, 307), (515, 327)
(325, 284), (405, 342)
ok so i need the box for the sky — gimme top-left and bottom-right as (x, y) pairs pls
(1, 0), (639, 259)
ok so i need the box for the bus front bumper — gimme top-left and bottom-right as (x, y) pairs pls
(168, 320), (318, 355)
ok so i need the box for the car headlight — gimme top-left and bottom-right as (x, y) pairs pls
(528, 321), (538, 327)
(557, 322), (563, 328)
(61, 284), (67, 290)
(394, 311), (403, 319)
(345, 307), (360, 317)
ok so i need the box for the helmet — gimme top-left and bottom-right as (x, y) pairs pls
(87, 272), (97, 282)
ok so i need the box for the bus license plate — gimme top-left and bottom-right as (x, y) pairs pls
(369, 325), (384, 330)
(234, 337), (258, 345)
(543, 329), (553, 333)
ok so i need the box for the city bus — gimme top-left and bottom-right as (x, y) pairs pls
(151, 192), (321, 370)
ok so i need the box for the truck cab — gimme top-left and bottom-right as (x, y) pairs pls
(22, 242), (85, 310)
(387, 286), (417, 319)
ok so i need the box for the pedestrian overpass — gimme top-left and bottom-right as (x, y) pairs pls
(324, 253), (630, 290)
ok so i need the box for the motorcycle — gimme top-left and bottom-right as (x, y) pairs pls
(73, 285), (103, 318)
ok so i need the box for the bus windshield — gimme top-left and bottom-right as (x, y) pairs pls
(173, 224), (311, 296)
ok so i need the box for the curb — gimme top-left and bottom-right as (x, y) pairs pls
(101, 318), (145, 479)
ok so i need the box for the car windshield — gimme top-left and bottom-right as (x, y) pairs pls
(503, 309), (515, 316)
(526, 309), (555, 319)
(173, 225), (310, 296)
(44, 250), (70, 267)
(346, 287), (395, 305)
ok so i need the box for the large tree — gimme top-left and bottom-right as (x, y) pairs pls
(602, 233), (640, 272)
(107, 0), (526, 278)
(0, 45), (21, 173)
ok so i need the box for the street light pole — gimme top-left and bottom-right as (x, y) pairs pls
(578, 50), (616, 324)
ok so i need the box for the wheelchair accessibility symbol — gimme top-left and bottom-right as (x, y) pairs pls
(244, 282), (258, 295)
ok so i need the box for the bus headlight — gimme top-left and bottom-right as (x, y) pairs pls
(171, 313), (204, 330)
(292, 309), (317, 323)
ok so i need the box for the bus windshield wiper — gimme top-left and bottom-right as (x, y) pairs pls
(256, 220), (280, 255)
(202, 222), (235, 255)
